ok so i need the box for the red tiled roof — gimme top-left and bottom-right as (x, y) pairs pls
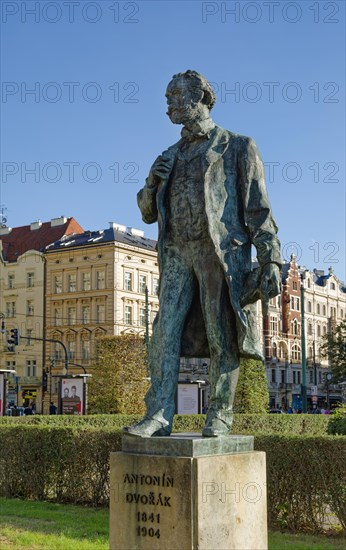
(0, 218), (84, 261)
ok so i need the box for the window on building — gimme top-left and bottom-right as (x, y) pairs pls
(308, 322), (313, 336)
(278, 342), (288, 360)
(82, 339), (90, 360)
(6, 301), (16, 317)
(291, 345), (301, 362)
(317, 303), (320, 315)
(96, 304), (105, 323)
(281, 370), (285, 384)
(317, 325), (321, 337)
(82, 272), (91, 291)
(292, 281), (297, 290)
(309, 370), (313, 384)
(27, 300), (34, 316)
(270, 316), (278, 335)
(318, 371), (322, 384)
(54, 275), (62, 293)
(26, 329), (32, 345)
(139, 308), (146, 327)
(96, 271), (105, 290)
(293, 371), (296, 384)
(124, 271), (133, 291)
(331, 282), (336, 290)
(27, 272), (34, 287)
(139, 274), (147, 293)
(272, 342), (277, 358)
(54, 342), (62, 360)
(68, 340), (75, 360)
(292, 320), (300, 336)
(54, 309), (61, 326)
(323, 325), (327, 335)
(341, 309), (344, 318)
(124, 305), (132, 325)
(82, 306), (90, 324)
(8, 274), (14, 289)
(330, 306), (336, 318)
(271, 369), (276, 383)
(6, 360), (16, 370)
(68, 274), (76, 292)
(68, 307), (76, 325)
(153, 278), (159, 296)
(297, 371), (301, 384)
(322, 305), (326, 316)
(26, 360), (37, 377)
(296, 298), (300, 311)
(307, 301), (312, 313)
(291, 296), (295, 309)
(307, 278), (311, 288)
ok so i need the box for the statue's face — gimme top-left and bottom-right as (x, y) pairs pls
(166, 77), (204, 125)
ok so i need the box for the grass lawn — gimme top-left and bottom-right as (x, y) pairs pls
(0, 498), (345, 550)
(0, 499), (108, 550)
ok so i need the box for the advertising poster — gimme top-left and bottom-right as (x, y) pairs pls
(61, 378), (84, 415)
(177, 383), (199, 414)
(0, 374), (4, 416)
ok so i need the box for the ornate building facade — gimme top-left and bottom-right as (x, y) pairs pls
(264, 255), (346, 410)
(0, 217), (84, 412)
(43, 223), (160, 412)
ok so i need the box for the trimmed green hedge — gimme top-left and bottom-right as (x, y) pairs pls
(0, 415), (345, 534)
(328, 405), (346, 435)
(0, 425), (121, 506)
(0, 413), (330, 436)
(255, 435), (346, 533)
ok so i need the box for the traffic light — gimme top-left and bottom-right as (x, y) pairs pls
(11, 328), (20, 346)
(7, 328), (20, 350)
(42, 370), (48, 392)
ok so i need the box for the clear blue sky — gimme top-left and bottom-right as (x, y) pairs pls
(1, 0), (345, 280)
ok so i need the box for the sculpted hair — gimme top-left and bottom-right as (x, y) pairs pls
(171, 70), (216, 110)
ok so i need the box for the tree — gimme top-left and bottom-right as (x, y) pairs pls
(233, 358), (269, 413)
(320, 319), (346, 383)
(88, 335), (149, 414)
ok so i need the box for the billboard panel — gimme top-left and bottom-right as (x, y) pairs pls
(61, 378), (84, 415)
(0, 374), (4, 416)
(177, 383), (199, 414)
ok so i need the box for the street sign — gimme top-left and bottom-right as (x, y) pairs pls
(311, 385), (318, 396)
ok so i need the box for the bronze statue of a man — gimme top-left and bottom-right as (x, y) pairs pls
(126, 70), (282, 437)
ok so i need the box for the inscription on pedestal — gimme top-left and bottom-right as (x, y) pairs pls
(110, 438), (268, 550)
(110, 454), (192, 549)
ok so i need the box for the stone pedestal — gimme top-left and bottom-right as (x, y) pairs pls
(110, 433), (267, 550)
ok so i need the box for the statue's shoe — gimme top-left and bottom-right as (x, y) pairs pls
(123, 416), (170, 438)
(202, 415), (232, 437)
(153, 426), (171, 437)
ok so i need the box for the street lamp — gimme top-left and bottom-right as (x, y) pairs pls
(326, 372), (332, 410)
(0, 368), (16, 416)
(300, 273), (307, 413)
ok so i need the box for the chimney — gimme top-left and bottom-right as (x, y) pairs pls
(0, 226), (12, 235)
(51, 216), (67, 227)
(109, 222), (126, 233)
(30, 220), (42, 231)
(127, 227), (144, 238)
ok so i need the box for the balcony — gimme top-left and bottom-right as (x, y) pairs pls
(19, 376), (41, 385)
(279, 383), (293, 389)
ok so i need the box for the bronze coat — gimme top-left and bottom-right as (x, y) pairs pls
(138, 126), (282, 360)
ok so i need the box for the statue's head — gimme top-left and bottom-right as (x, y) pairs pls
(166, 70), (216, 126)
